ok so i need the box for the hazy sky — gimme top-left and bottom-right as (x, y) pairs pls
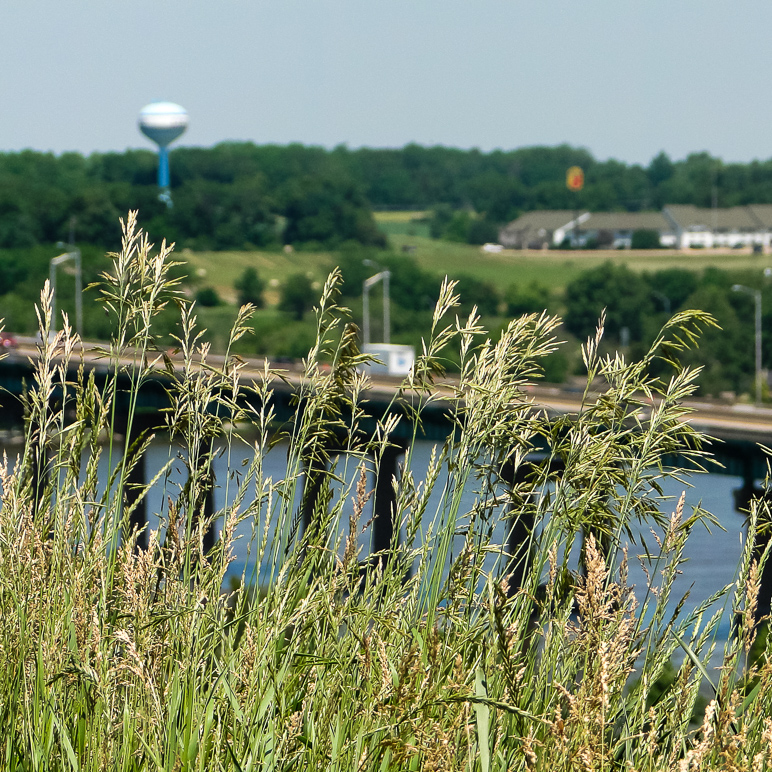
(3, 0), (772, 165)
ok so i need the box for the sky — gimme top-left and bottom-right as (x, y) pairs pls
(3, 0), (772, 166)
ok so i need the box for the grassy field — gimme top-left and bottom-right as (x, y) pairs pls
(183, 210), (772, 306)
(373, 210), (431, 238)
(372, 210), (428, 222)
(180, 246), (335, 305)
(187, 241), (772, 306)
(390, 235), (772, 290)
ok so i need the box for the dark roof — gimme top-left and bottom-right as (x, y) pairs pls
(502, 206), (772, 239)
(664, 205), (762, 231)
(747, 205), (772, 228)
(582, 211), (672, 232)
(500, 210), (579, 235)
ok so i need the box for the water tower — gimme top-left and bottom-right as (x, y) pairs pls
(138, 101), (188, 207)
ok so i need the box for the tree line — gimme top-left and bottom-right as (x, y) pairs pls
(4, 143), (772, 250)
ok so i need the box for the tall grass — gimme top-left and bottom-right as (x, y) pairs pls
(1, 212), (771, 770)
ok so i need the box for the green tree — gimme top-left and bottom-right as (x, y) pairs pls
(334, 245), (389, 298)
(564, 262), (652, 343)
(631, 229), (662, 249)
(647, 151), (674, 187)
(281, 176), (385, 249)
(428, 205), (454, 239)
(504, 281), (551, 316)
(379, 255), (438, 312)
(234, 266), (265, 308)
(196, 286), (221, 307)
(466, 217), (499, 245)
(451, 274), (500, 316)
(444, 211), (473, 243)
(645, 268), (699, 313)
(679, 283), (750, 395)
(12, 141), (772, 255)
(279, 273), (316, 320)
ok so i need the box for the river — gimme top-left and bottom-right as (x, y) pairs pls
(0, 436), (750, 643)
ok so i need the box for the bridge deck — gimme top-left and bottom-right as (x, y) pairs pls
(3, 338), (772, 479)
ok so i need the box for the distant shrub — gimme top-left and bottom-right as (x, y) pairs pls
(504, 281), (551, 316)
(428, 206), (498, 245)
(451, 274), (500, 315)
(632, 229), (663, 249)
(466, 217), (499, 245)
(196, 286), (221, 307)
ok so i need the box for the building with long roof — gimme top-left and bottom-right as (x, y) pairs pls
(500, 205), (772, 249)
(578, 211), (676, 249)
(663, 205), (769, 249)
(498, 210), (582, 249)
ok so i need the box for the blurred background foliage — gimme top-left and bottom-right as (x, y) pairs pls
(4, 143), (772, 251)
(3, 141), (772, 399)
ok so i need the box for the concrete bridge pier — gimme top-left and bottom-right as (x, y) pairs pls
(370, 440), (408, 561)
(298, 439), (407, 571)
(735, 502), (772, 628)
(118, 414), (219, 555)
(500, 458), (538, 593)
(732, 454), (760, 514)
(755, 525), (772, 624)
(192, 454), (217, 555)
(730, 455), (772, 626)
(119, 414), (157, 552)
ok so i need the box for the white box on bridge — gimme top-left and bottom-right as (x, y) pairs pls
(362, 343), (415, 377)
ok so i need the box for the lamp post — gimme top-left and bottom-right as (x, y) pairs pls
(362, 270), (390, 346)
(732, 283), (762, 404)
(50, 242), (83, 337)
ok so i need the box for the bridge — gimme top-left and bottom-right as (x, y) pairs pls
(2, 334), (772, 618)
(3, 336), (772, 485)
(3, 333), (772, 521)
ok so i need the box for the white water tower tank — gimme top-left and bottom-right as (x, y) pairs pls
(138, 102), (188, 149)
(138, 102), (188, 203)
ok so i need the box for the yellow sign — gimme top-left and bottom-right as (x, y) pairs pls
(566, 166), (584, 192)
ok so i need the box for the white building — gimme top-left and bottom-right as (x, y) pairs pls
(576, 211), (677, 248)
(663, 205), (771, 249)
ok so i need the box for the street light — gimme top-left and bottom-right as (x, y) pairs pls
(50, 241), (83, 337)
(732, 283), (762, 404)
(362, 269), (390, 347)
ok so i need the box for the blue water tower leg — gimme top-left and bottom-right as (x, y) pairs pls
(158, 146), (170, 188)
(157, 147), (173, 207)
